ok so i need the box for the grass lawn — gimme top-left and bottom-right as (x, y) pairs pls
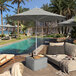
(0, 35), (44, 46)
(0, 39), (19, 45)
(0, 35), (27, 45)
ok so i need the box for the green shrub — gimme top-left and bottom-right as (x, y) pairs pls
(71, 27), (76, 38)
(11, 31), (17, 35)
(44, 34), (64, 38)
(16, 35), (21, 40)
(55, 34), (64, 38)
(0, 34), (5, 37)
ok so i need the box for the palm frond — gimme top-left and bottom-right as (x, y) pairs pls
(21, 0), (25, 5)
(5, 4), (13, 8)
(11, 0), (17, 4)
(3, 6), (10, 11)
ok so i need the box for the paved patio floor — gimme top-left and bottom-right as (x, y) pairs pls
(0, 55), (76, 76)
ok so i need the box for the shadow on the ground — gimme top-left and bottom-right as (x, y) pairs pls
(48, 61), (60, 70)
(21, 60), (60, 71)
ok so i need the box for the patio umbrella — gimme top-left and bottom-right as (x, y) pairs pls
(58, 16), (76, 26)
(9, 8), (65, 21)
(58, 16), (76, 35)
(0, 24), (17, 28)
(8, 8), (65, 55)
(0, 24), (18, 35)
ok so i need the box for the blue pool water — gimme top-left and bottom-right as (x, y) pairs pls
(0, 38), (43, 55)
(0, 38), (35, 55)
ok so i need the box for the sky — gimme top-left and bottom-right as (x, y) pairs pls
(0, 0), (50, 25)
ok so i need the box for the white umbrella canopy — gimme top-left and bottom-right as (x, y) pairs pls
(0, 24), (18, 35)
(0, 24), (17, 28)
(9, 8), (65, 22)
(8, 8), (65, 55)
(59, 16), (76, 26)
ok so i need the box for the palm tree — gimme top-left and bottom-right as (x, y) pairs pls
(11, 0), (29, 38)
(0, 0), (13, 35)
(49, 0), (76, 34)
(41, 4), (50, 35)
(4, 14), (16, 25)
(21, 21), (35, 35)
(49, 0), (76, 18)
(14, 6), (29, 14)
(41, 4), (49, 11)
(63, 0), (76, 19)
(49, 0), (65, 15)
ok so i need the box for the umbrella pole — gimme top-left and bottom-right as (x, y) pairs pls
(32, 20), (38, 57)
(36, 20), (38, 50)
(8, 28), (9, 35)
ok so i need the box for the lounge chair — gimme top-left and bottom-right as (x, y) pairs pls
(1, 35), (11, 40)
(11, 34), (17, 38)
(0, 54), (15, 66)
(46, 42), (76, 73)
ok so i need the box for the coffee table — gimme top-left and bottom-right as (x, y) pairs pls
(26, 56), (47, 71)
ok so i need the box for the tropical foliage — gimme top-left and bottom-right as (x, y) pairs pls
(41, 4), (49, 11)
(13, 6), (30, 34)
(0, 0), (76, 37)
(11, 0), (25, 37)
(5, 14), (15, 25)
(71, 27), (76, 38)
(41, 0), (76, 35)
(21, 21), (35, 34)
(49, 0), (76, 19)
(0, 0), (13, 34)
(14, 6), (29, 14)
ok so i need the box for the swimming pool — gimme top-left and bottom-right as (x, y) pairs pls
(0, 38), (43, 55)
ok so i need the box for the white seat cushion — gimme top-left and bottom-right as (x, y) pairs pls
(46, 54), (67, 66)
(50, 42), (64, 46)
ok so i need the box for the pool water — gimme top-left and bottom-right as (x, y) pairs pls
(0, 38), (35, 55)
(0, 38), (43, 55)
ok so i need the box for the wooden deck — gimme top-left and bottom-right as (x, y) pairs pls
(0, 55), (25, 74)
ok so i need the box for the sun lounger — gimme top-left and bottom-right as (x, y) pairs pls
(1, 36), (11, 40)
(0, 54), (15, 66)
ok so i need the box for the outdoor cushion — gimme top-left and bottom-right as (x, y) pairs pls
(5, 54), (14, 59)
(0, 71), (11, 76)
(11, 62), (24, 76)
(0, 54), (14, 66)
(60, 58), (76, 73)
(46, 54), (67, 66)
(0, 55), (6, 61)
(47, 42), (64, 55)
(50, 42), (64, 46)
(65, 42), (76, 57)
(67, 60), (76, 72)
(0, 54), (14, 60)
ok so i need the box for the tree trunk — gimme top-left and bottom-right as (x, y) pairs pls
(17, 2), (20, 38)
(1, 7), (3, 35)
(60, 10), (64, 34)
(67, 7), (71, 19)
(45, 22), (49, 35)
(61, 26), (63, 34)
(58, 27), (60, 34)
(42, 26), (43, 37)
(60, 10), (62, 15)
